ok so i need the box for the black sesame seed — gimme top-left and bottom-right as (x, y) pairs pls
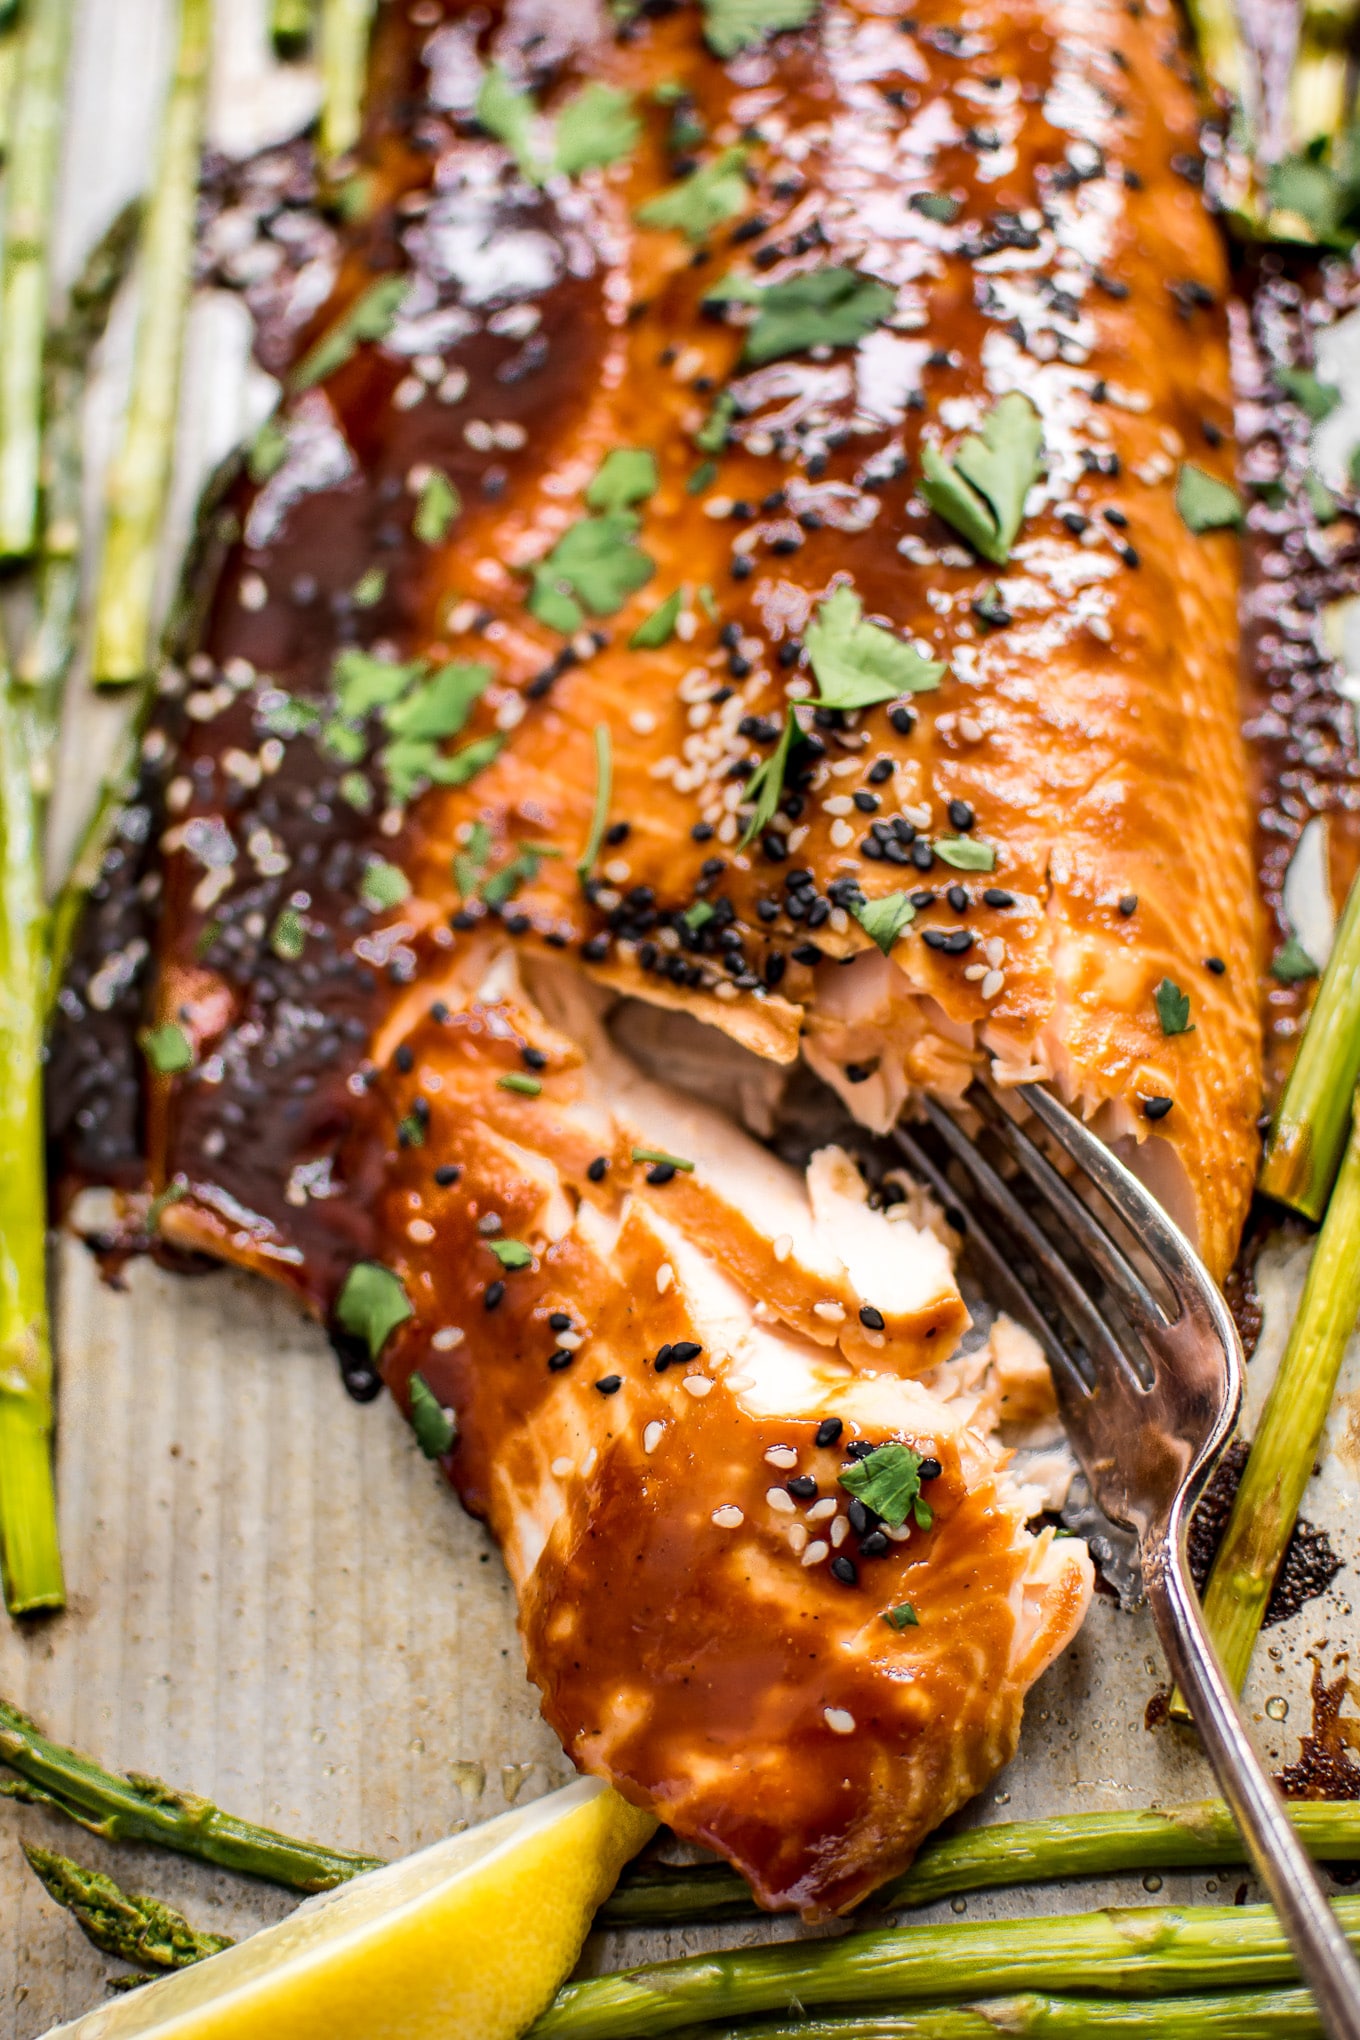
(829, 1554), (859, 1585)
(853, 790), (879, 813)
(867, 758), (894, 784)
(947, 799), (975, 830)
(430, 1001), (450, 1023)
(947, 885), (969, 912)
(787, 1474), (818, 1499)
(911, 888), (935, 908)
(815, 1417), (843, 1447)
(859, 1530), (890, 1558)
(647, 1161), (677, 1185)
(691, 821), (715, 842)
(889, 705), (915, 736)
(1117, 542), (1140, 568)
(1201, 418), (1224, 447)
(1205, 956), (1226, 975)
(587, 1156), (609, 1182)
(731, 554), (754, 581)
(1143, 1095), (1174, 1120)
(919, 1456), (942, 1481)
(859, 1304), (885, 1330)
(844, 1062), (875, 1084)
(595, 1374), (622, 1395)
(522, 1045), (548, 1070)
(394, 1043), (414, 1074)
(433, 1164), (461, 1186)
(484, 1280), (506, 1310)
(910, 841), (935, 871)
(671, 1340), (703, 1364)
(846, 1497), (871, 1537)
(653, 1344), (674, 1373)
(845, 1439), (877, 1461)
(605, 820), (631, 846)
(983, 887), (1015, 908)
(1102, 506), (1129, 528)
(548, 1312), (573, 1332)
(1118, 894), (1138, 917)
(548, 1349), (574, 1371)
(581, 934), (611, 962)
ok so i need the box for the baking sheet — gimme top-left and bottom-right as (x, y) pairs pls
(4, 5), (1360, 2031)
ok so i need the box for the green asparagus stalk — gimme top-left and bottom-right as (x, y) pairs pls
(532, 1895), (1360, 2040)
(0, 4), (24, 164)
(604, 1799), (1360, 1927)
(1260, 870), (1360, 1219)
(90, 0), (213, 687)
(0, 676), (63, 1618)
(23, 1844), (232, 1972)
(319, 0), (374, 165)
(1188, 1088), (1360, 1703)
(271, 0), (315, 58)
(0, 0), (76, 560)
(662, 1996), (1327, 2040)
(0, 1698), (384, 1891)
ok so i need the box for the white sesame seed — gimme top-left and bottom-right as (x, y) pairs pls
(964, 963), (987, 982)
(631, 709), (657, 736)
(765, 1445), (798, 1469)
(773, 1233), (793, 1263)
(239, 572), (268, 611)
(787, 1521), (809, 1554)
(432, 1326), (464, 1351)
(393, 376), (425, 410)
(958, 715), (984, 743)
(829, 907), (849, 933)
(643, 1421), (665, 1454)
(824, 1706), (856, 1734)
(551, 1456), (574, 1477)
(1088, 616), (1113, 643)
(802, 1539), (830, 1567)
(982, 969), (1005, 1000)
(683, 1374), (713, 1398)
(814, 1300), (846, 1323)
(766, 1486), (796, 1514)
(603, 858), (631, 883)
(438, 368), (469, 404)
(464, 419), (495, 451)
(407, 1218), (435, 1243)
(703, 496), (734, 519)
(492, 419), (527, 450)
(984, 937), (1006, 967)
(829, 1514), (849, 1548)
(657, 1262), (674, 1294)
(807, 1497), (837, 1522)
(712, 1505), (744, 1529)
(829, 819), (854, 848)
(556, 1329), (584, 1351)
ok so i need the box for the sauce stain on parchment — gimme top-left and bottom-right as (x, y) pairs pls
(1277, 1658), (1360, 1800)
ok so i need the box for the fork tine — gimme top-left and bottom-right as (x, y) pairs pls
(966, 1084), (1171, 1331)
(918, 1097), (1152, 1397)
(891, 1123), (1086, 1392)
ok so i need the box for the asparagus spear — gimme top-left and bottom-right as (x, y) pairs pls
(319, 0), (374, 165)
(1189, 1087), (1360, 1701)
(532, 1894), (1360, 2040)
(0, 1698), (384, 1891)
(663, 1996), (1326, 2039)
(1260, 871), (1360, 1219)
(0, 0), (76, 560)
(271, 0), (314, 59)
(0, 3), (24, 165)
(604, 1799), (1360, 1926)
(0, 673), (63, 1618)
(23, 1844), (232, 1972)
(90, 0), (213, 687)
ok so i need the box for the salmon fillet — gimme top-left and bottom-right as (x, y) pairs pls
(61, 0), (1262, 1915)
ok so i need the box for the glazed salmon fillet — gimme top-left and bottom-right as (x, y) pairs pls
(59, 0), (1262, 1915)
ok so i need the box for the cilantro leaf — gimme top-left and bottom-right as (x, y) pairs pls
(476, 63), (543, 183)
(630, 588), (683, 648)
(554, 82), (641, 176)
(435, 734), (504, 785)
(920, 392), (1043, 565)
(352, 567), (385, 608)
(408, 1373), (457, 1458)
(739, 706), (799, 847)
(336, 1262), (412, 1360)
(140, 1022), (194, 1075)
(700, 0), (817, 58)
(486, 1238), (534, 1269)
(334, 649), (426, 721)
(934, 836), (996, 872)
(382, 661), (491, 742)
(696, 390), (737, 454)
(1305, 471), (1340, 525)
(527, 512), (654, 632)
(454, 819), (493, 898)
(637, 147), (750, 243)
(1176, 464), (1244, 533)
(577, 723), (613, 881)
(269, 907), (305, 961)
(806, 585), (946, 709)
(1272, 935), (1320, 983)
(1267, 146), (1360, 249)
(853, 892), (915, 954)
(291, 276), (411, 391)
(413, 469), (461, 544)
(1154, 977), (1194, 1036)
(1277, 366), (1343, 422)
(682, 900), (714, 931)
(910, 192), (960, 224)
(248, 416), (288, 483)
(838, 1442), (927, 1529)
(586, 447), (659, 512)
(260, 692), (320, 737)
(481, 842), (558, 907)
(339, 770), (373, 811)
(884, 1602), (919, 1630)
(361, 859), (411, 911)
(686, 459), (718, 495)
(726, 266), (896, 367)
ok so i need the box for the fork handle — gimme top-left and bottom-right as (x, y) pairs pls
(1146, 1509), (1360, 2039)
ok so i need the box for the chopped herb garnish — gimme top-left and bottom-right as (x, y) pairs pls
(498, 1072), (543, 1096)
(140, 1021), (194, 1075)
(631, 1147), (695, 1171)
(586, 447), (659, 513)
(1272, 935), (1320, 983)
(1154, 977), (1194, 1036)
(527, 512), (654, 633)
(261, 692), (320, 738)
(920, 392), (1044, 565)
(839, 1441), (930, 1529)
(1305, 471), (1340, 524)
(910, 192), (960, 224)
(1266, 145), (1360, 249)
(683, 899), (715, 931)
(436, 735), (506, 787)
(686, 460), (718, 495)
(454, 819), (493, 898)
(1277, 366), (1343, 422)
(361, 859), (411, 911)
(338, 770), (373, 811)
(334, 649), (426, 721)
(577, 722), (613, 881)
(146, 1180), (188, 1231)
(696, 390), (737, 454)
(382, 662), (492, 741)
(413, 469), (461, 544)
(1175, 463), (1244, 533)
(269, 907), (305, 961)
(397, 1112), (426, 1147)
(934, 836), (996, 872)
(631, 588), (683, 649)
(697, 583), (720, 621)
(554, 81), (641, 176)
(716, 266), (896, 367)
(335, 1262), (412, 1360)
(700, 0), (817, 58)
(476, 62), (543, 183)
(487, 1238), (535, 1269)
(248, 415), (288, 483)
(352, 566), (385, 608)
(739, 705), (799, 847)
(852, 892), (915, 955)
(291, 275), (410, 391)
(884, 1602), (920, 1630)
(805, 585), (946, 709)
(481, 841), (559, 907)
(408, 1372), (456, 1458)
(637, 147), (749, 243)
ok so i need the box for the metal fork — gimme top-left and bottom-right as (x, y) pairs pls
(895, 1081), (1360, 2039)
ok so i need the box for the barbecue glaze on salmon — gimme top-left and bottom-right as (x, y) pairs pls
(58, 0), (1262, 1915)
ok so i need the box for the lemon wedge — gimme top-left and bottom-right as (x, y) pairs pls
(45, 1776), (655, 2040)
